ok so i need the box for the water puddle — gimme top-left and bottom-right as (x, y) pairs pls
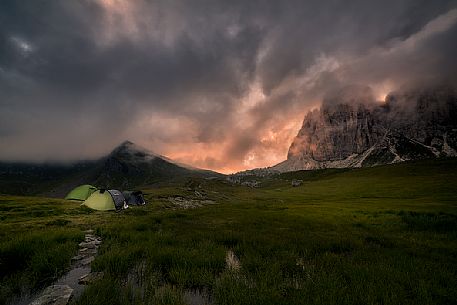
(123, 260), (213, 305)
(54, 266), (90, 299)
(183, 288), (212, 305)
(182, 250), (240, 305)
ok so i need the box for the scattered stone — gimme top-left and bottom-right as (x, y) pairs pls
(79, 248), (88, 253)
(86, 249), (98, 256)
(291, 179), (303, 187)
(83, 229), (94, 234)
(226, 176), (241, 184)
(168, 195), (219, 209)
(85, 234), (101, 240)
(84, 238), (101, 245)
(241, 180), (260, 188)
(71, 255), (84, 262)
(29, 285), (73, 305)
(78, 272), (104, 285)
(78, 242), (97, 249)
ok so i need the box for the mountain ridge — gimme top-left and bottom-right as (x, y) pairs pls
(0, 141), (221, 196)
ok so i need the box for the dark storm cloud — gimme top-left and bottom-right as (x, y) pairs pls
(0, 0), (456, 172)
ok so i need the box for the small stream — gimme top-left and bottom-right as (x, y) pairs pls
(54, 265), (91, 300)
(12, 242), (241, 305)
(8, 230), (101, 305)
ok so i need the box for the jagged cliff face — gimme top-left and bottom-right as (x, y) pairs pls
(274, 86), (457, 172)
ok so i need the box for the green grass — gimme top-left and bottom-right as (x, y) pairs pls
(1, 158), (457, 305)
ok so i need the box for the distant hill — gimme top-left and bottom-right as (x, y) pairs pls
(0, 141), (221, 196)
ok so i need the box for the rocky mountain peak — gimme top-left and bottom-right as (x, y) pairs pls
(322, 84), (377, 108)
(274, 85), (457, 172)
(110, 141), (160, 161)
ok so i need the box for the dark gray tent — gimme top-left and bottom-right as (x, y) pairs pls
(107, 189), (128, 210)
(123, 190), (146, 206)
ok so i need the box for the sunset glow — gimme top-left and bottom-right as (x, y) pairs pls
(1, 3), (456, 304)
(379, 93), (389, 102)
(1, 2), (456, 174)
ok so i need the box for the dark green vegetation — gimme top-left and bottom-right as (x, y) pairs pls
(0, 141), (219, 197)
(1, 158), (457, 305)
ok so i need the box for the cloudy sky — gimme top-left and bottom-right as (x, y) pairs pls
(1, 0), (456, 173)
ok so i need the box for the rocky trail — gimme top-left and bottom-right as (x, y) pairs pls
(18, 230), (103, 305)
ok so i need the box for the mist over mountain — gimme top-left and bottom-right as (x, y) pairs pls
(1, 2), (457, 173)
(0, 141), (220, 196)
(272, 85), (457, 172)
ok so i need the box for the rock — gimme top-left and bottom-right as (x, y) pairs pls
(168, 196), (215, 209)
(85, 236), (96, 242)
(272, 85), (457, 172)
(291, 179), (303, 187)
(80, 256), (95, 266)
(83, 229), (94, 234)
(29, 285), (73, 305)
(241, 180), (260, 188)
(79, 248), (97, 256)
(87, 249), (98, 255)
(71, 255), (84, 262)
(226, 176), (241, 184)
(78, 272), (104, 285)
(78, 242), (97, 249)
(84, 238), (101, 245)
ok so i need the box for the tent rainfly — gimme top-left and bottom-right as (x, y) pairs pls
(65, 184), (97, 201)
(83, 189), (127, 211)
(123, 190), (146, 206)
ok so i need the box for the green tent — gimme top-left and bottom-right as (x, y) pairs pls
(65, 184), (97, 201)
(83, 189), (127, 211)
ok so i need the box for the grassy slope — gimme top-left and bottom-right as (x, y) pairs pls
(1, 158), (457, 305)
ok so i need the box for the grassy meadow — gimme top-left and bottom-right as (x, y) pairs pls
(1, 158), (457, 305)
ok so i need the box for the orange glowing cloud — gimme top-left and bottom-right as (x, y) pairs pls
(127, 82), (308, 174)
